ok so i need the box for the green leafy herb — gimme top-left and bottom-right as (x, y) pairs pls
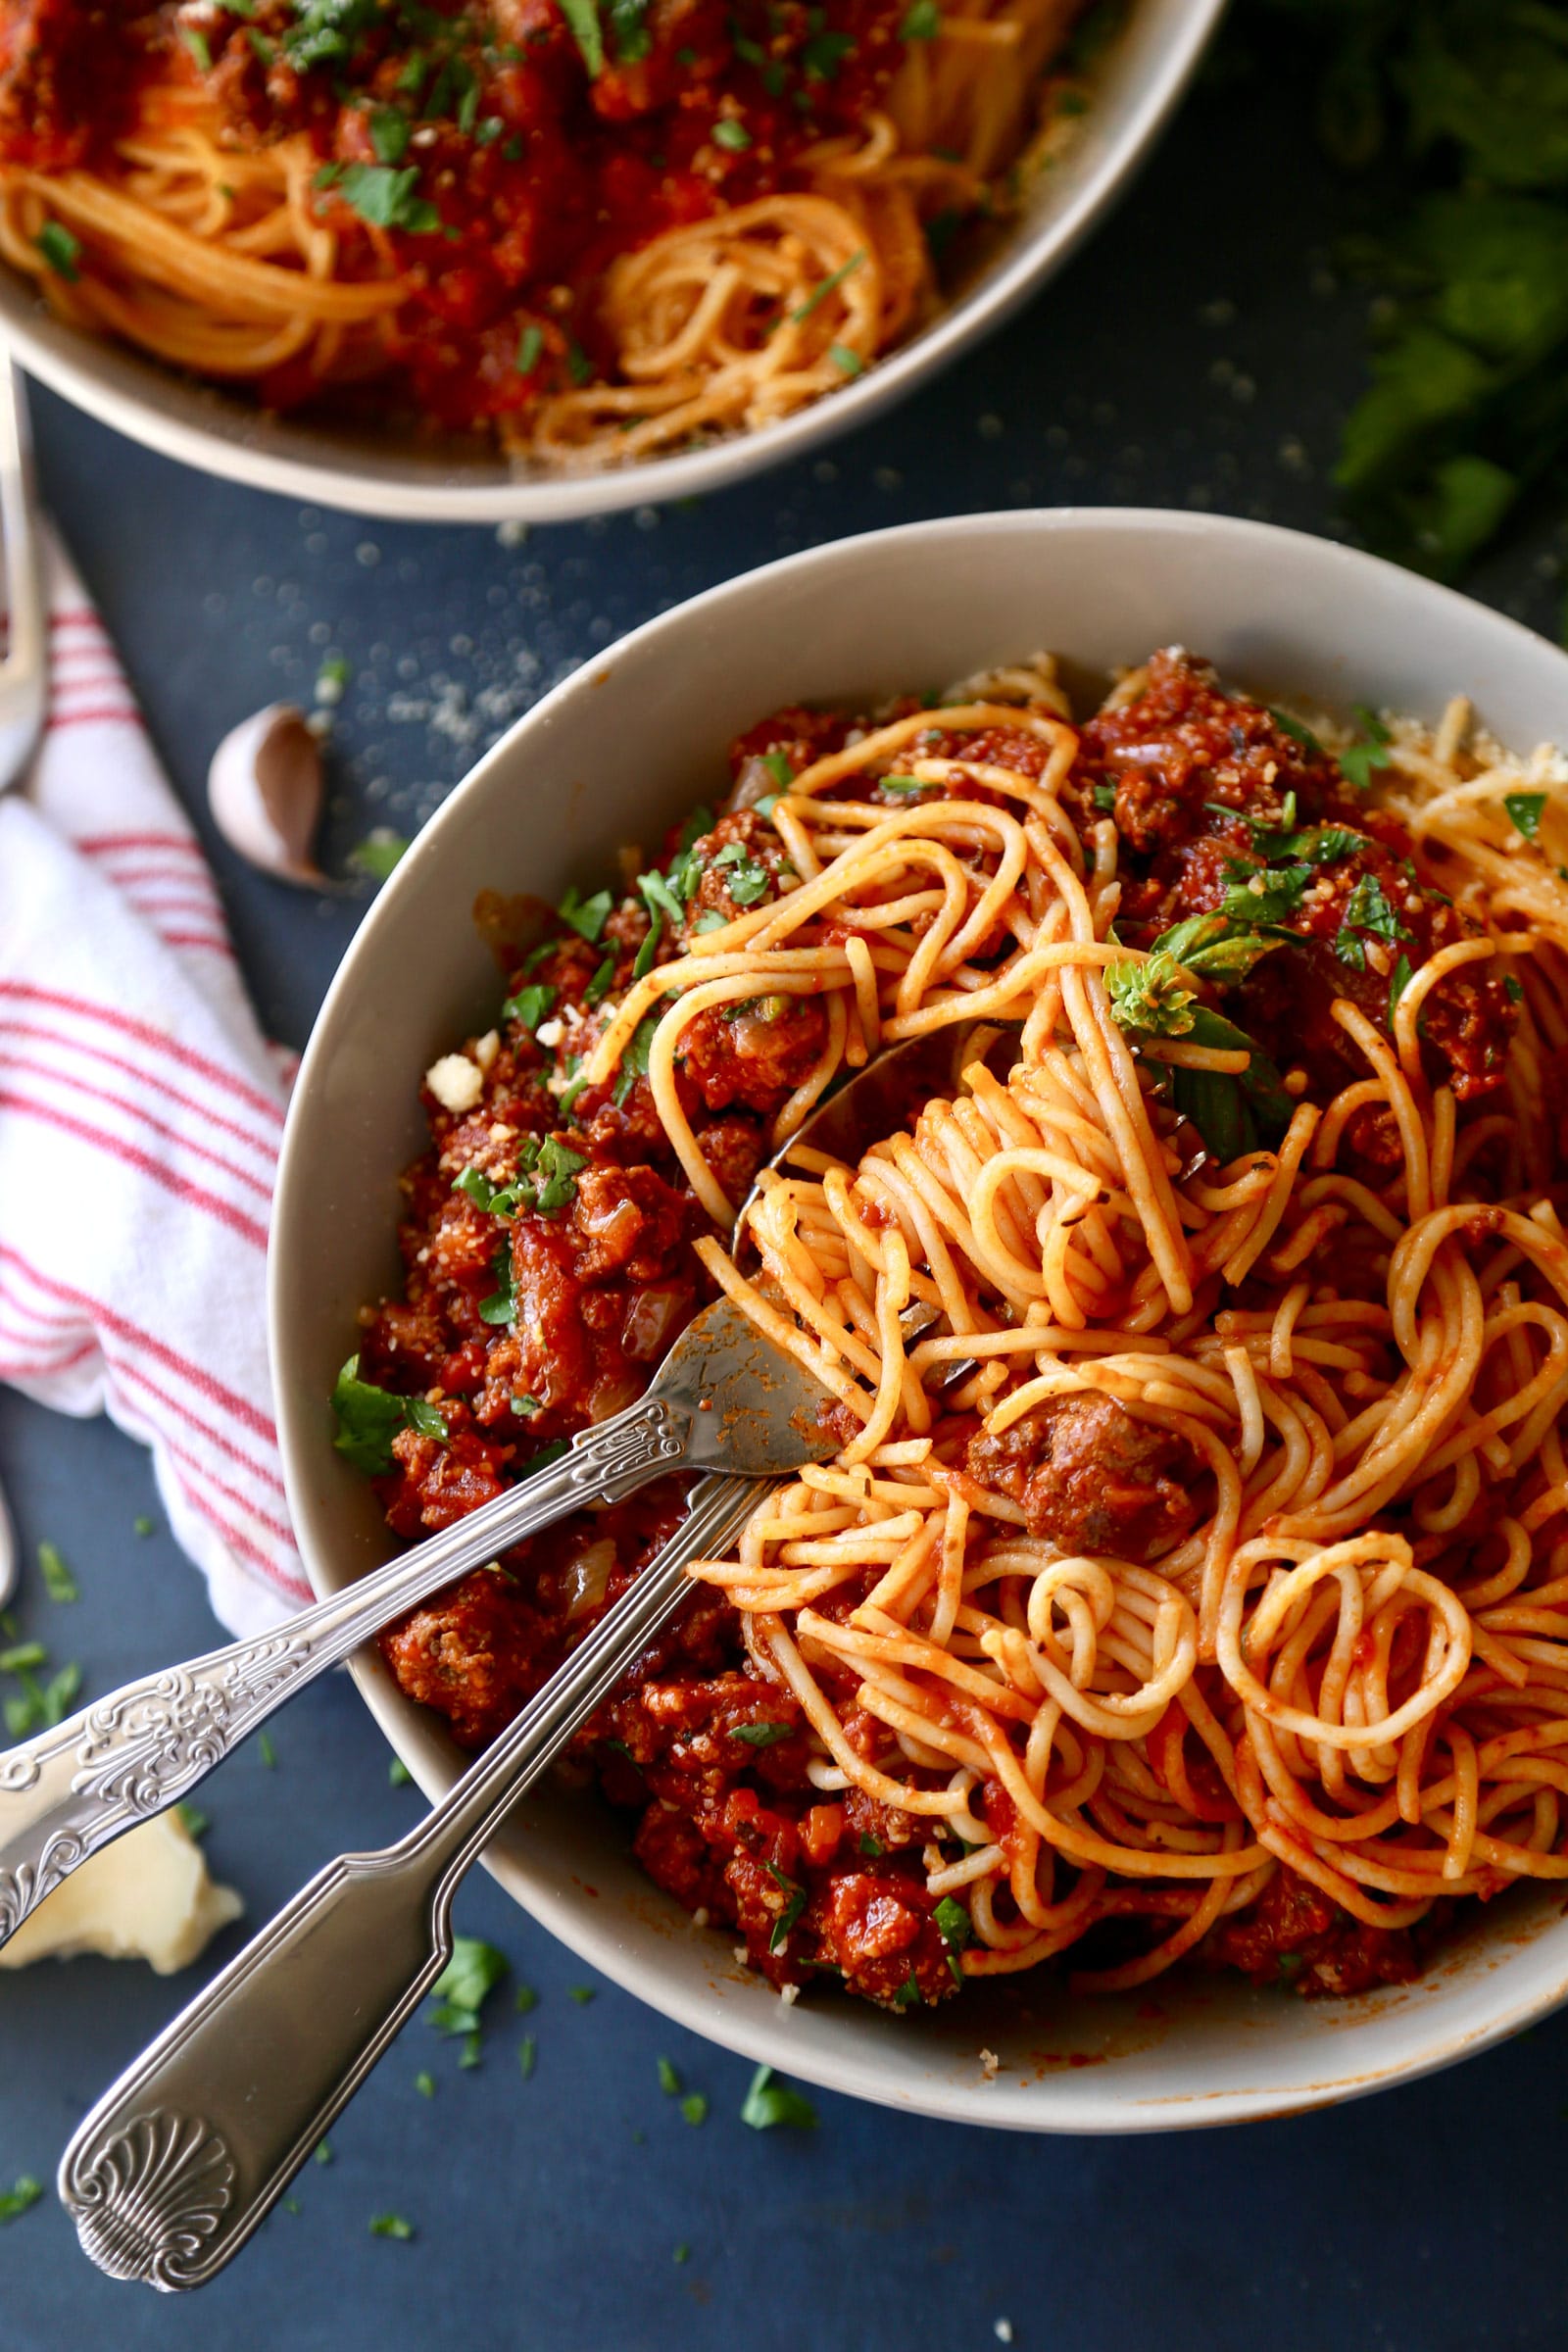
(1505, 790), (1547, 839)
(133, 1514), (155, 1538)
(858, 1831), (884, 1856)
(729, 1719), (795, 1746)
(0, 2178), (43, 2225)
(1340, 708), (1394, 793)
(315, 2140), (332, 2164)
(331, 1355), (448, 1473)
(514, 1983), (538, 2014)
(535, 1135), (587, 1214)
(559, 884), (613, 943)
(760, 750), (794, 791)
(658, 2056), (682, 2094)
(558, 0), (604, 75)
(1092, 782), (1118, 811)
(37, 1542), (76, 1603)
(368, 105), (411, 163)
(892, 1972), (923, 2009)
(258, 1731), (276, 1768)
(389, 1757), (412, 1787)
(1505, 972), (1525, 1004)
(712, 117), (752, 150)
(901, 0), (942, 35)
(713, 840), (771, 906)
(673, 2242), (691, 2265)
(34, 221), (80, 280)
(176, 1802), (209, 1838)
(1218, 860), (1315, 926)
(348, 829), (410, 881)
(828, 343), (863, 376)
(568, 1984), (597, 2004)
(369, 2214), (414, 2241)
(502, 982), (556, 1032)
(334, 163), (440, 234)
(802, 27), (854, 77)
(790, 250), (865, 324)
(740, 2065), (819, 2130)
(415, 2070), (435, 2097)
(613, 1009), (662, 1105)
(518, 2034), (537, 2079)
(1389, 952), (1415, 1017)
(765, 1862), (807, 1953)
(428, 1936), (509, 2037)
(514, 322), (544, 376)
(680, 2092), (709, 2126)
(1267, 706), (1325, 758)
(178, 22), (213, 67)
(1341, 869), (1410, 946)
(478, 1241), (516, 1328)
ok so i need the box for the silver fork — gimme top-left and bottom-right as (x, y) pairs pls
(0, 360), (48, 1610)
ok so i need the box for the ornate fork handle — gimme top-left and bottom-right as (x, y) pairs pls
(0, 1389), (696, 1944)
(59, 1471), (763, 2290)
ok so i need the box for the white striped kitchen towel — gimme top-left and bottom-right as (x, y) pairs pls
(0, 531), (311, 1636)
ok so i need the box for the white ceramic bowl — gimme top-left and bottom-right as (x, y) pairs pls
(271, 510), (1568, 2129)
(0, 1), (1220, 522)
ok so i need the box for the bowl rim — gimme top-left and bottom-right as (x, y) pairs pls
(2, 0), (1223, 523)
(270, 506), (1568, 2129)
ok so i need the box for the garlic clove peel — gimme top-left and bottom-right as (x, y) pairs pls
(208, 702), (328, 888)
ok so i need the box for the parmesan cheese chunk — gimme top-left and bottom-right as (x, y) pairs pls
(0, 1811), (242, 1977)
(424, 1053), (484, 1114)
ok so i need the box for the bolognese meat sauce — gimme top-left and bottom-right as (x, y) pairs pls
(352, 660), (1513, 2008)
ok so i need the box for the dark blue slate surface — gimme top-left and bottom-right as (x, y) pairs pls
(4, 56), (1568, 2352)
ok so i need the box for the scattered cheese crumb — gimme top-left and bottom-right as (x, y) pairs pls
(994, 2323), (1014, 2345)
(733, 1945), (749, 1965)
(472, 1028), (501, 1072)
(779, 1983), (800, 2007)
(0, 1811), (241, 1976)
(692, 1906), (710, 1928)
(535, 1017), (565, 1050)
(979, 2047), (1000, 2081)
(424, 1053), (484, 1113)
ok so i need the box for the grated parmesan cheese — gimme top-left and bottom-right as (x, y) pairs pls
(424, 1053), (484, 1113)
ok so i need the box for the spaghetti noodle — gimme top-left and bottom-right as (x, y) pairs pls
(0, 0), (1093, 465)
(348, 648), (1568, 2011)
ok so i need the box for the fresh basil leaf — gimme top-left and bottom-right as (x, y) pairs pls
(479, 1242), (516, 1325)
(1505, 790), (1547, 839)
(559, 884), (613, 943)
(502, 982), (555, 1033)
(729, 1720), (795, 1747)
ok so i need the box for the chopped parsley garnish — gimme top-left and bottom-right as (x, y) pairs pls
(791, 250), (865, 324)
(680, 2092), (709, 2126)
(416, 2070), (435, 2097)
(760, 751), (794, 790)
(613, 1010), (662, 1104)
(713, 840), (772, 905)
(1389, 952), (1415, 1018)
(558, 0), (605, 75)
(568, 1984), (597, 2004)
(1505, 790), (1547, 840)
(37, 1541), (77, 1603)
(178, 23), (213, 68)
(858, 1832), (883, 1856)
(428, 1936), (509, 2038)
(369, 2214), (414, 2240)
(802, 27), (854, 77)
(559, 883), (613, 943)
(331, 1355), (448, 1473)
(514, 322), (544, 376)
(34, 222), (79, 280)
(739, 2065), (818, 2131)
(1091, 782), (1117, 811)
(518, 2034), (537, 2079)
(177, 1802), (209, 1838)
(584, 953), (616, 1004)
(258, 1731), (276, 1769)
(368, 105), (411, 163)
(933, 1894), (971, 1986)
(535, 1135), (588, 1213)
(639, 867), (687, 929)
(1339, 707), (1394, 793)
(333, 163), (440, 235)
(133, 1514), (155, 1537)
(765, 1862), (808, 1953)
(829, 343), (862, 376)
(478, 1240), (516, 1326)
(712, 117), (752, 150)
(729, 1719), (795, 1746)
(514, 1984), (538, 2013)
(901, 0), (942, 34)
(1505, 973), (1525, 1004)
(1266, 706), (1325, 758)
(389, 1756), (413, 1787)
(658, 2057), (682, 2094)
(0, 2178), (43, 2225)
(1340, 869), (1410, 946)
(501, 981), (555, 1033)
(348, 829), (410, 881)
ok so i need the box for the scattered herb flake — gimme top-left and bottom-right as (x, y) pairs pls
(740, 2065), (818, 2131)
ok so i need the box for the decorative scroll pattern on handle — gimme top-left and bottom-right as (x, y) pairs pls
(63, 2111), (235, 2291)
(0, 1632), (315, 1939)
(564, 1396), (692, 1501)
